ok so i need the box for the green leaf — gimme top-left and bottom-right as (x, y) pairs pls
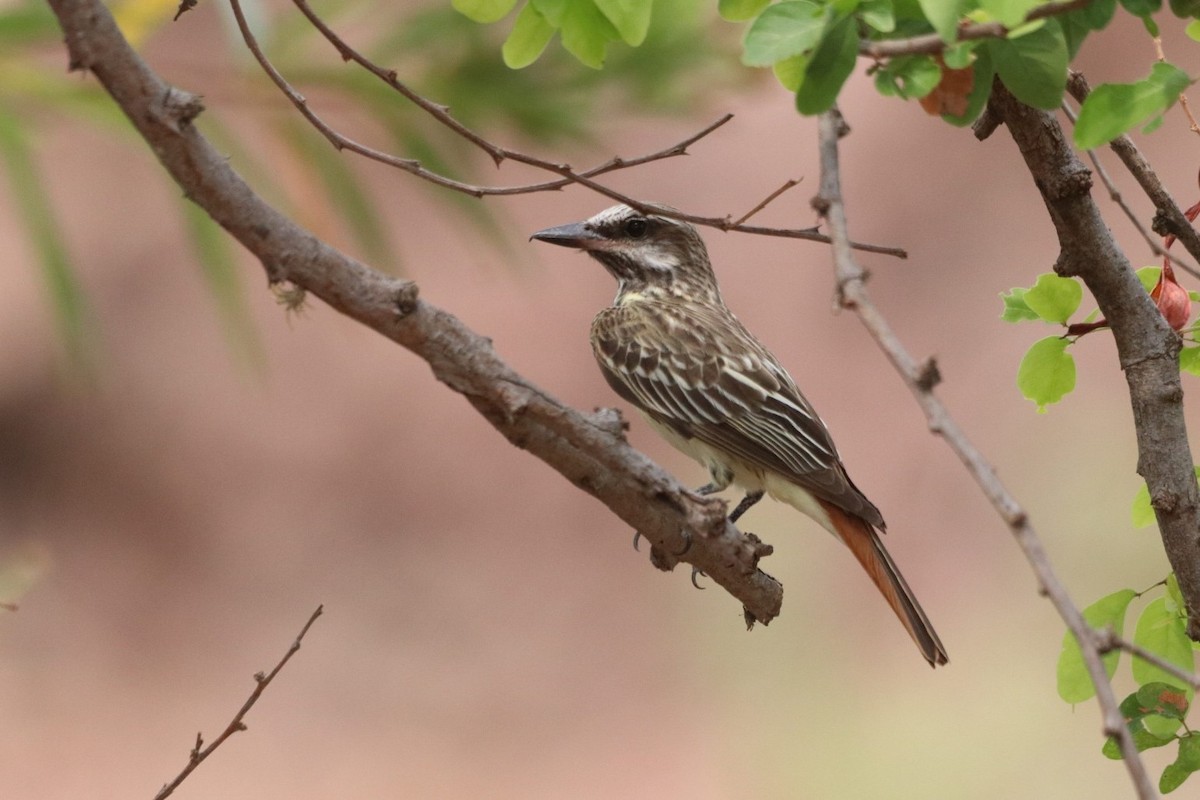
(1000, 286), (1040, 322)
(986, 19), (1068, 110)
(942, 41), (976, 69)
(1024, 272), (1082, 323)
(916, 0), (965, 41)
(1181, 346), (1200, 376)
(742, 1), (825, 66)
(1017, 336), (1075, 410)
(558, 0), (620, 68)
(795, 14), (859, 115)
(1139, 679), (1190, 738)
(1134, 469), (1200, 527)
(1105, 684), (1189, 757)
(1187, 19), (1200, 39)
(874, 55), (942, 99)
(719, 0), (772, 21)
(980, 0), (1041, 28)
(593, 0), (651, 45)
(0, 106), (94, 367)
(503, 2), (556, 68)
(453, 0), (518, 23)
(1074, 63), (1194, 149)
(1079, 0), (1119, 28)
(773, 53), (809, 91)
(1162, 732), (1200, 791)
(1168, 574), (1184, 612)
(1057, 588), (1137, 703)
(1133, 597), (1195, 697)
(1136, 681), (1190, 719)
(1120, 0), (1162, 16)
(860, 0), (896, 31)
(1137, 265), (1162, 292)
(1132, 483), (1155, 527)
(1170, 0), (1200, 18)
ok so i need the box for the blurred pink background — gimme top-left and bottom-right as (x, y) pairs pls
(3, 5), (1199, 798)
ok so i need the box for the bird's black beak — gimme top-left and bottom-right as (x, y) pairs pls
(530, 221), (605, 250)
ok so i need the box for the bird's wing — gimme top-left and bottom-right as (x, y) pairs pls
(592, 302), (884, 527)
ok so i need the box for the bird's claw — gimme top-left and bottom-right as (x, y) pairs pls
(633, 530), (642, 551)
(691, 567), (707, 590)
(672, 529), (692, 556)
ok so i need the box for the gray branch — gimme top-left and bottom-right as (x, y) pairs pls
(45, 0), (783, 624)
(982, 81), (1200, 640)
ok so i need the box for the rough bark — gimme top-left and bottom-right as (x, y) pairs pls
(986, 81), (1200, 637)
(44, 0), (783, 624)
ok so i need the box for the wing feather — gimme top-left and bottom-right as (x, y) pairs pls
(592, 301), (884, 526)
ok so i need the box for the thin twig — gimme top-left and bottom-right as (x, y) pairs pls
(1067, 71), (1200, 270)
(153, 606), (324, 800)
(814, 109), (1157, 800)
(229, 0), (907, 258)
(1060, 99), (1200, 280)
(1094, 628), (1200, 691)
(732, 178), (802, 226)
(859, 0), (1092, 58)
(1153, 36), (1200, 136)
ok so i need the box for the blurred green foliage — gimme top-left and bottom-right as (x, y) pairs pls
(2, 0), (741, 367)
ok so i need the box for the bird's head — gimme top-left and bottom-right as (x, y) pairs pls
(532, 204), (722, 306)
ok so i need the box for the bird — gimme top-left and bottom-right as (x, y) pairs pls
(532, 203), (948, 667)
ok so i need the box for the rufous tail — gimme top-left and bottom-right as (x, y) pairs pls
(821, 502), (949, 667)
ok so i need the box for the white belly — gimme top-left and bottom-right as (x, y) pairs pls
(643, 414), (837, 536)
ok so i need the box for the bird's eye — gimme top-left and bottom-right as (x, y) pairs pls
(624, 218), (648, 238)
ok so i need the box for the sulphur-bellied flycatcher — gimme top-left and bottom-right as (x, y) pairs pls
(533, 204), (948, 667)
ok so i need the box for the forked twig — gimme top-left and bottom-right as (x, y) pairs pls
(732, 178), (803, 226)
(1060, 100), (1200, 280)
(225, 0), (907, 258)
(1067, 71), (1200, 271)
(1095, 628), (1200, 691)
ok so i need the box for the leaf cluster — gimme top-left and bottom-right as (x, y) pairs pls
(1000, 270), (1200, 410)
(1058, 578), (1200, 793)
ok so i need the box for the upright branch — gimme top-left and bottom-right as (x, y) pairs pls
(983, 81), (1200, 639)
(815, 109), (1156, 799)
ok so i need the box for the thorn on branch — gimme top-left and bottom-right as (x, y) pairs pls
(173, 0), (198, 21)
(915, 357), (942, 392)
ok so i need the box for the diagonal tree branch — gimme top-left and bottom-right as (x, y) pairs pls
(982, 81), (1200, 643)
(45, 0), (783, 625)
(815, 108), (1156, 800)
(154, 605), (324, 799)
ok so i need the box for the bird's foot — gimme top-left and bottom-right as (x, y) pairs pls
(728, 490), (764, 524)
